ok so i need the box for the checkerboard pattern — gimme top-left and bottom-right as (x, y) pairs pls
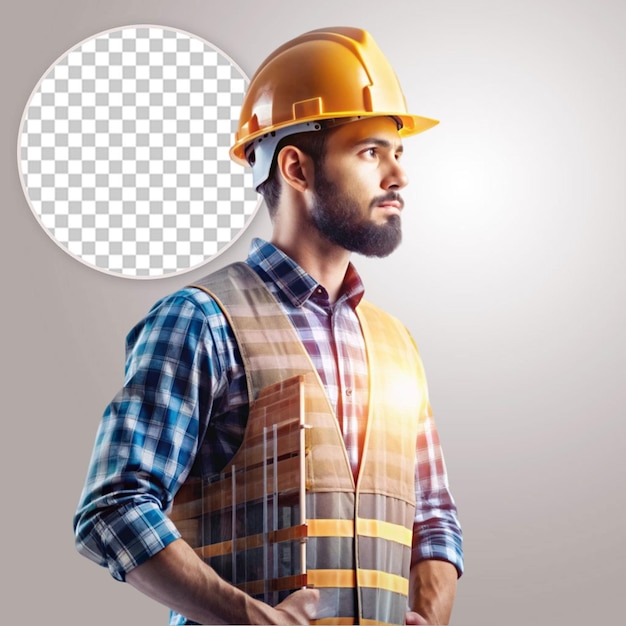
(18, 26), (260, 278)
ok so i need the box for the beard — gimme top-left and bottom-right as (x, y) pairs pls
(310, 166), (403, 258)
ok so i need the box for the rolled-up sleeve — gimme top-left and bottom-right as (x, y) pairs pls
(73, 290), (224, 581)
(411, 408), (464, 577)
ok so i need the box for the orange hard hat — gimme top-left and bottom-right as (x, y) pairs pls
(230, 26), (438, 186)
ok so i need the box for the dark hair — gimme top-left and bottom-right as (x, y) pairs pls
(256, 129), (328, 217)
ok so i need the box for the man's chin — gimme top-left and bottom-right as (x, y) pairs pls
(350, 225), (402, 258)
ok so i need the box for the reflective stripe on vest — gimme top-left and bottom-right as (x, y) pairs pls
(175, 263), (429, 624)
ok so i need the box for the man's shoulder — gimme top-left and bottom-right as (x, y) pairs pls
(125, 283), (235, 351)
(138, 260), (267, 333)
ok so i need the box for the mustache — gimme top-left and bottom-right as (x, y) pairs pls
(369, 191), (404, 210)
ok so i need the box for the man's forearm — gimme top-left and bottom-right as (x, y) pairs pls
(125, 538), (318, 625)
(126, 538), (252, 624)
(409, 560), (458, 624)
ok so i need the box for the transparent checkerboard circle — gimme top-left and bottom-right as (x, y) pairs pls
(18, 25), (261, 278)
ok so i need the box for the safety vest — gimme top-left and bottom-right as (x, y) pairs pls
(171, 263), (431, 625)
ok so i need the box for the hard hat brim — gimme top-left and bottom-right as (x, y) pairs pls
(230, 112), (439, 166)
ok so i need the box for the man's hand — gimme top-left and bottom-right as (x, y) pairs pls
(405, 610), (429, 624)
(246, 588), (319, 625)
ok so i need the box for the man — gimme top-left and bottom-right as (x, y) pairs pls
(74, 27), (463, 625)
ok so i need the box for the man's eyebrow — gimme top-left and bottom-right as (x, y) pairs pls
(354, 137), (404, 153)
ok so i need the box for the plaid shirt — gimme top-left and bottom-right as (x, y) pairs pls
(74, 238), (463, 587)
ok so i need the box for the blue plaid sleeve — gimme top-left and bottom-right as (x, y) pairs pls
(73, 288), (232, 581)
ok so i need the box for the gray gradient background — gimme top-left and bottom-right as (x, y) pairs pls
(2, 0), (624, 624)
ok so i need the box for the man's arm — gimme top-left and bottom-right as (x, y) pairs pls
(74, 291), (318, 623)
(409, 407), (463, 622)
(406, 560), (458, 625)
(407, 334), (464, 624)
(126, 539), (319, 625)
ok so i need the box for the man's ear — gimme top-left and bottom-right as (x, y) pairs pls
(276, 146), (314, 193)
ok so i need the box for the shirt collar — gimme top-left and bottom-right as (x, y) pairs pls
(246, 238), (365, 309)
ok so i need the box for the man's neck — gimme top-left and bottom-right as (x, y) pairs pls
(270, 232), (351, 304)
